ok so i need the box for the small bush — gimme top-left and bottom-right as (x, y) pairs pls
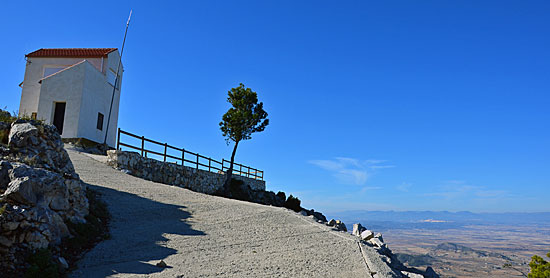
(24, 249), (59, 278)
(0, 203), (7, 216)
(285, 195), (302, 212)
(529, 251), (550, 278)
(227, 178), (252, 201)
(276, 191), (286, 201)
(0, 109), (16, 123)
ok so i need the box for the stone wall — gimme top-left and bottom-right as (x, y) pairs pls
(106, 150), (265, 194)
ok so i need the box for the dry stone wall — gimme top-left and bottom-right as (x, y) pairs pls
(106, 150), (265, 194)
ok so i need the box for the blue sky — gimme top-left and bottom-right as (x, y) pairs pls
(1, 1), (549, 214)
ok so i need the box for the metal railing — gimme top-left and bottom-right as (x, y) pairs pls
(116, 128), (263, 180)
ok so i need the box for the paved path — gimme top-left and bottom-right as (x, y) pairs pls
(68, 149), (373, 277)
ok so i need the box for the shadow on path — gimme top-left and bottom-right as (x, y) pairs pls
(75, 183), (205, 277)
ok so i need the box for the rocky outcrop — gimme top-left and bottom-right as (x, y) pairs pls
(349, 222), (440, 278)
(0, 119), (89, 272)
(327, 218), (347, 232)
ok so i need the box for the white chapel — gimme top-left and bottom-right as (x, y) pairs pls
(18, 48), (123, 147)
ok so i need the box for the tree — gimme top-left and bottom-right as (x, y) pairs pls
(529, 252), (550, 278)
(219, 83), (269, 193)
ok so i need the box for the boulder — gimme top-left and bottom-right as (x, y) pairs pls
(334, 220), (347, 232)
(360, 230), (374, 241)
(352, 223), (366, 236)
(303, 209), (327, 222)
(368, 237), (386, 249)
(424, 267), (440, 278)
(3, 163), (69, 210)
(6, 121), (76, 176)
(25, 231), (48, 249)
(374, 232), (384, 242)
(8, 123), (38, 148)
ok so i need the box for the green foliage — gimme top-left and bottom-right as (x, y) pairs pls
(0, 108), (15, 144)
(0, 203), (6, 216)
(276, 191), (286, 202)
(226, 178), (252, 201)
(219, 83), (269, 145)
(285, 194), (302, 212)
(0, 108), (16, 123)
(24, 249), (59, 278)
(529, 252), (550, 278)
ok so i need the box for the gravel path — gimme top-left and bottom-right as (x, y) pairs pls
(68, 149), (372, 277)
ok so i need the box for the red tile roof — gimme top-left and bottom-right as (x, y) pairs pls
(26, 48), (117, 58)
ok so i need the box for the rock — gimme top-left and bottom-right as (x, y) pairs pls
(7, 120), (76, 176)
(57, 256), (69, 269)
(0, 236), (13, 247)
(8, 123), (38, 148)
(374, 232), (384, 242)
(299, 210), (308, 216)
(401, 271), (424, 278)
(360, 230), (374, 241)
(2, 222), (19, 231)
(306, 209), (327, 222)
(327, 219), (336, 226)
(352, 223), (366, 236)
(25, 231), (48, 249)
(0, 120), (90, 271)
(424, 267), (440, 278)
(3, 164), (69, 210)
(334, 220), (347, 232)
(0, 160), (12, 190)
(156, 260), (167, 268)
(368, 237), (386, 249)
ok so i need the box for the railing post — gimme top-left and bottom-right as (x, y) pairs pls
(181, 149), (185, 167)
(141, 136), (144, 157)
(163, 143), (167, 162)
(221, 159), (225, 171)
(208, 159), (211, 172)
(117, 128), (120, 150)
(239, 164), (242, 176)
(196, 154), (199, 169)
(247, 167), (250, 178)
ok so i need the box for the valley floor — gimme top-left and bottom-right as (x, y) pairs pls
(381, 224), (550, 278)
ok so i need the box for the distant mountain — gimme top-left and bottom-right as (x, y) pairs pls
(329, 210), (550, 230)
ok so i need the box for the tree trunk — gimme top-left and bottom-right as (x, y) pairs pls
(222, 140), (239, 194)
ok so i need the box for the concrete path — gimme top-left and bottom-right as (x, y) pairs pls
(68, 149), (372, 277)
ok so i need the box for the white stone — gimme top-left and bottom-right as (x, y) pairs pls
(352, 223), (366, 236)
(58, 257), (69, 269)
(360, 230), (374, 241)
